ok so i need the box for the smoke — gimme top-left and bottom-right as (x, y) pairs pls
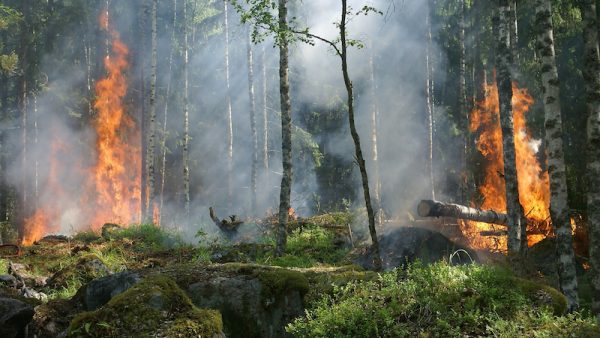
(4, 0), (463, 242)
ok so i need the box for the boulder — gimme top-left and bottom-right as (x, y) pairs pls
(9, 262), (48, 287)
(355, 226), (477, 270)
(0, 274), (17, 288)
(47, 254), (112, 289)
(162, 263), (308, 338)
(80, 270), (141, 311)
(67, 275), (225, 338)
(0, 296), (35, 338)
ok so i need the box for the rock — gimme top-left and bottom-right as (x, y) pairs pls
(29, 298), (82, 338)
(163, 263), (307, 338)
(35, 234), (71, 245)
(355, 226), (477, 270)
(0, 274), (17, 288)
(21, 287), (48, 302)
(9, 262), (48, 287)
(101, 223), (122, 240)
(67, 275), (225, 338)
(0, 296), (35, 338)
(81, 271), (141, 310)
(47, 254), (112, 289)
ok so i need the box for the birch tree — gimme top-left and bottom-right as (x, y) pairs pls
(247, 29), (258, 215)
(183, 0), (191, 222)
(224, 0), (234, 208)
(496, 0), (526, 255)
(579, 0), (600, 320)
(534, 0), (579, 311)
(145, 0), (158, 223)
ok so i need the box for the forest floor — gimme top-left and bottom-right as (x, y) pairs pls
(0, 212), (599, 337)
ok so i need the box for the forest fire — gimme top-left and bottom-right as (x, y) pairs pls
(462, 81), (551, 251)
(87, 11), (141, 229)
(21, 11), (140, 244)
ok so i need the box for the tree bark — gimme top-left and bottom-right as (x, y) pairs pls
(580, 0), (600, 320)
(425, 0), (436, 200)
(368, 48), (382, 224)
(159, 0), (178, 226)
(247, 30), (258, 216)
(276, 0), (292, 257)
(458, 0), (468, 204)
(183, 0), (191, 223)
(418, 199), (509, 225)
(535, 0), (579, 311)
(262, 45), (269, 179)
(139, 1), (148, 224)
(340, 0), (382, 270)
(224, 0), (234, 209)
(496, 0), (526, 255)
(18, 0), (30, 237)
(145, 0), (158, 223)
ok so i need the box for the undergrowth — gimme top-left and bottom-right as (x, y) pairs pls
(257, 225), (349, 268)
(287, 262), (600, 337)
(109, 223), (184, 252)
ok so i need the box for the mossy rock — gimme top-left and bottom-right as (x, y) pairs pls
(47, 254), (111, 289)
(67, 275), (224, 337)
(301, 265), (378, 305)
(512, 277), (568, 315)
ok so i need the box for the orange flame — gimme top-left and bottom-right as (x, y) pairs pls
(21, 10), (141, 244)
(464, 81), (551, 251)
(88, 11), (141, 230)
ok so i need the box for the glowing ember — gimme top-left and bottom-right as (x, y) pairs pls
(464, 81), (551, 251)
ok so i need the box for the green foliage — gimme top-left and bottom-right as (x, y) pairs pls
(0, 258), (7, 274)
(287, 262), (596, 337)
(258, 224), (349, 268)
(72, 230), (102, 244)
(110, 223), (184, 252)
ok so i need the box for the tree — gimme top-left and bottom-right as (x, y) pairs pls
(247, 28), (258, 215)
(534, 0), (579, 311)
(579, 0), (600, 320)
(426, 0), (436, 201)
(496, 0), (526, 256)
(145, 0), (158, 223)
(183, 0), (191, 223)
(224, 0), (234, 209)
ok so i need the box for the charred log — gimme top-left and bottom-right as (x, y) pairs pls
(417, 199), (508, 225)
(209, 207), (243, 233)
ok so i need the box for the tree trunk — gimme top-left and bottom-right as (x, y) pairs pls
(425, 0), (436, 200)
(580, 0), (600, 321)
(183, 0), (191, 223)
(159, 0), (178, 226)
(139, 1), (148, 224)
(368, 48), (383, 224)
(247, 30), (258, 216)
(496, 0), (526, 255)
(262, 45), (269, 180)
(224, 0), (234, 209)
(276, 0), (292, 257)
(145, 0), (158, 223)
(18, 0), (30, 237)
(340, 0), (382, 271)
(418, 199), (509, 225)
(509, 0), (519, 64)
(458, 0), (468, 204)
(534, 0), (579, 312)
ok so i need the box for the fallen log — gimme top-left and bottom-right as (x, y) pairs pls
(417, 200), (508, 226)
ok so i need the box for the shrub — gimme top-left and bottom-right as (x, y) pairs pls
(287, 262), (598, 337)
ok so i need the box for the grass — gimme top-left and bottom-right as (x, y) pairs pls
(287, 261), (599, 338)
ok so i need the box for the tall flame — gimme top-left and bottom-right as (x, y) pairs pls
(88, 11), (141, 229)
(463, 81), (551, 251)
(21, 10), (140, 244)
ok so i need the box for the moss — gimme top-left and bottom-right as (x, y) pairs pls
(257, 268), (310, 303)
(67, 275), (223, 338)
(48, 253), (111, 290)
(302, 266), (378, 305)
(512, 277), (568, 315)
